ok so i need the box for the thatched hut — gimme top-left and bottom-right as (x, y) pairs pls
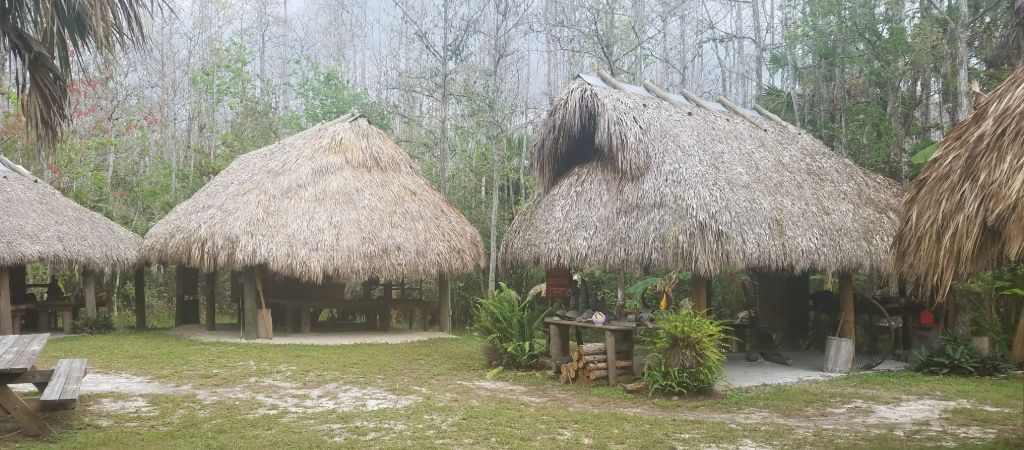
(142, 112), (484, 339)
(893, 62), (1024, 362)
(0, 155), (142, 333)
(500, 72), (900, 341)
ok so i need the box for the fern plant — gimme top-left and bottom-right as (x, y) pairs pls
(473, 283), (550, 369)
(642, 307), (731, 395)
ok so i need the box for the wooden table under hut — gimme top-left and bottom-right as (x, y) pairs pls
(547, 318), (645, 386)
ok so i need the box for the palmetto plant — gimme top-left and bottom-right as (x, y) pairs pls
(0, 0), (166, 149)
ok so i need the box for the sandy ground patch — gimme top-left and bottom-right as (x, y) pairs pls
(721, 352), (909, 388)
(166, 324), (454, 345)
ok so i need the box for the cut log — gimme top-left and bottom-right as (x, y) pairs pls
(583, 367), (633, 380)
(587, 360), (633, 371)
(574, 342), (631, 357)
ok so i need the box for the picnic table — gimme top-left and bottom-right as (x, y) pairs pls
(0, 334), (87, 437)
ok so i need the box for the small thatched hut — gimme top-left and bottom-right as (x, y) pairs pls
(501, 72), (900, 340)
(142, 112), (484, 339)
(0, 155), (142, 333)
(893, 62), (1024, 362)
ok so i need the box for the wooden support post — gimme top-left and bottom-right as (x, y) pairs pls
(134, 267), (146, 329)
(300, 308), (311, 334)
(204, 272), (217, 331)
(174, 267), (185, 326)
(62, 310), (73, 334)
(0, 268), (11, 335)
(1011, 304), (1024, 364)
(84, 270), (97, 318)
(230, 271), (241, 325)
(605, 330), (619, 386)
(438, 274), (451, 333)
(286, 307), (298, 333)
(691, 273), (708, 314)
(839, 273), (855, 341)
(242, 270), (259, 340)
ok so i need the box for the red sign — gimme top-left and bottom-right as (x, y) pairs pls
(545, 268), (571, 299)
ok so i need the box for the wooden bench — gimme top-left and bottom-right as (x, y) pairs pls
(40, 358), (87, 410)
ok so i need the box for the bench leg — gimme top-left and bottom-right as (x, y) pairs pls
(0, 385), (54, 437)
(63, 310), (74, 333)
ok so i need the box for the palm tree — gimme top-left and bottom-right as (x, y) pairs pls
(0, 0), (167, 150)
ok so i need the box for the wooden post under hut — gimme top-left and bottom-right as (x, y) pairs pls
(691, 273), (708, 314)
(0, 267), (10, 335)
(84, 270), (97, 318)
(438, 274), (451, 333)
(134, 267), (146, 329)
(204, 272), (217, 331)
(839, 272), (855, 341)
(242, 270), (259, 340)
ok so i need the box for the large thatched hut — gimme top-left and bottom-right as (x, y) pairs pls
(501, 72), (900, 341)
(142, 112), (484, 339)
(893, 62), (1024, 362)
(0, 155), (142, 333)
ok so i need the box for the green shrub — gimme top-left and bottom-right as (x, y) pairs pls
(642, 308), (730, 395)
(913, 333), (1012, 377)
(473, 283), (549, 369)
(74, 313), (117, 335)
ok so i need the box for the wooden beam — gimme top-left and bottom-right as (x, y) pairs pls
(677, 87), (713, 111)
(638, 79), (688, 110)
(839, 273), (855, 341)
(438, 274), (451, 333)
(717, 95), (767, 130)
(83, 270), (97, 318)
(242, 270), (259, 340)
(204, 272), (217, 332)
(134, 267), (146, 329)
(753, 104), (791, 127)
(692, 273), (708, 314)
(595, 68), (627, 91)
(0, 268), (11, 335)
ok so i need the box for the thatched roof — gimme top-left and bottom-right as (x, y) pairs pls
(141, 113), (485, 283)
(894, 62), (1024, 300)
(500, 76), (901, 276)
(0, 156), (141, 271)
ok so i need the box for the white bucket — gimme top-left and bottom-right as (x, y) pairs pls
(823, 336), (854, 373)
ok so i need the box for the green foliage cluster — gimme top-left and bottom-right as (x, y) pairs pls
(74, 313), (117, 335)
(473, 283), (549, 369)
(913, 333), (1012, 377)
(642, 308), (730, 395)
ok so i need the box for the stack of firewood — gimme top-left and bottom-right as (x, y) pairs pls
(559, 343), (633, 385)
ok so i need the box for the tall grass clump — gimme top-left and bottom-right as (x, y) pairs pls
(642, 307), (730, 395)
(473, 283), (550, 369)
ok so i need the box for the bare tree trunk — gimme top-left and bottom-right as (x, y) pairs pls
(951, 0), (971, 123)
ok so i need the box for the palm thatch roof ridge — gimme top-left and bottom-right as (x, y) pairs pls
(501, 77), (901, 276)
(894, 62), (1024, 300)
(0, 155), (141, 271)
(141, 112), (486, 283)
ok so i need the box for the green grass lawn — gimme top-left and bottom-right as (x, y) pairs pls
(3, 331), (1020, 449)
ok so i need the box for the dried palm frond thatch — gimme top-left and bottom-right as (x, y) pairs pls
(142, 113), (485, 283)
(894, 62), (1024, 301)
(501, 79), (900, 276)
(0, 155), (141, 271)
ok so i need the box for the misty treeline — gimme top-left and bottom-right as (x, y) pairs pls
(0, 0), (1021, 321)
